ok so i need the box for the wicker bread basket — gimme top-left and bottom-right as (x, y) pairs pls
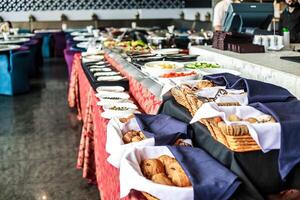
(142, 192), (159, 200)
(171, 87), (241, 116)
(202, 118), (261, 152)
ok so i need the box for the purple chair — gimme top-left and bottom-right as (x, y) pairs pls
(53, 32), (66, 57)
(64, 48), (81, 79)
(33, 35), (44, 67)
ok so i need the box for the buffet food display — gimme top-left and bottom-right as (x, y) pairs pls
(67, 29), (300, 200)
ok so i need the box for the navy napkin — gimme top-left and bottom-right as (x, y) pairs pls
(203, 73), (241, 87)
(204, 73), (296, 103)
(251, 101), (300, 179)
(134, 114), (189, 145)
(168, 146), (241, 200)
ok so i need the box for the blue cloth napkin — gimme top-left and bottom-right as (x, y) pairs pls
(251, 101), (300, 179)
(168, 146), (241, 200)
(204, 73), (296, 103)
(203, 73), (241, 87)
(134, 114), (189, 145)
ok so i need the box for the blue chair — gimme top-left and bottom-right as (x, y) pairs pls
(18, 29), (31, 34)
(41, 33), (52, 58)
(0, 51), (31, 95)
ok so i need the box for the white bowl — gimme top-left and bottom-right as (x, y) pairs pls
(159, 72), (199, 84)
(143, 61), (184, 77)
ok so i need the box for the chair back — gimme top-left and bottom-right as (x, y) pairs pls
(23, 39), (39, 76)
(53, 32), (66, 57)
(9, 50), (31, 94)
(0, 54), (11, 95)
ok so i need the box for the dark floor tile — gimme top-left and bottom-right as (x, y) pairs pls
(0, 58), (99, 200)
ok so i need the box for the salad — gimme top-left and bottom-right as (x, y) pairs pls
(184, 62), (220, 69)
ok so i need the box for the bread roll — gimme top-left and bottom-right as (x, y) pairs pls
(131, 136), (143, 143)
(151, 173), (174, 186)
(228, 114), (241, 122)
(141, 159), (165, 179)
(123, 132), (134, 144)
(244, 117), (258, 123)
(166, 161), (191, 187)
(158, 155), (176, 167)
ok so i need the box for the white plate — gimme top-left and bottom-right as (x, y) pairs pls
(96, 92), (130, 99)
(198, 68), (241, 77)
(143, 61), (184, 77)
(91, 68), (112, 72)
(94, 71), (120, 77)
(82, 55), (104, 63)
(89, 65), (108, 68)
(97, 76), (124, 81)
(103, 102), (138, 111)
(95, 61), (108, 65)
(96, 86), (125, 93)
(151, 48), (180, 55)
(71, 32), (93, 36)
(101, 110), (136, 119)
(76, 42), (88, 49)
(97, 99), (133, 106)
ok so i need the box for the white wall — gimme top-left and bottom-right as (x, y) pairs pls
(0, 8), (212, 22)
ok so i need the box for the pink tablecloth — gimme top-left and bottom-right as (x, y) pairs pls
(68, 53), (162, 199)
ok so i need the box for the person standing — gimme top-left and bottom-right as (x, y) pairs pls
(279, 0), (300, 43)
(213, 0), (240, 31)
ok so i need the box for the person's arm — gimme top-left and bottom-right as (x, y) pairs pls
(213, 3), (223, 31)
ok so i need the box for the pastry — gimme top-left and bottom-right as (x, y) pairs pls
(151, 173), (174, 186)
(141, 159), (165, 179)
(166, 161), (192, 187)
(122, 132), (134, 144)
(196, 80), (214, 89)
(122, 130), (145, 144)
(131, 136), (143, 143)
(158, 155), (176, 167)
(244, 117), (258, 124)
(119, 114), (135, 123)
(256, 115), (276, 123)
(228, 114), (241, 122)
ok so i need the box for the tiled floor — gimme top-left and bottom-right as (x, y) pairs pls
(0, 58), (99, 200)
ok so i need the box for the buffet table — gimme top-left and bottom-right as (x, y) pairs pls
(69, 48), (300, 200)
(189, 46), (300, 99)
(68, 51), (162, 199)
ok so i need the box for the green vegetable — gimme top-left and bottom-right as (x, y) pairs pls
(184, 62), (220, 69)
